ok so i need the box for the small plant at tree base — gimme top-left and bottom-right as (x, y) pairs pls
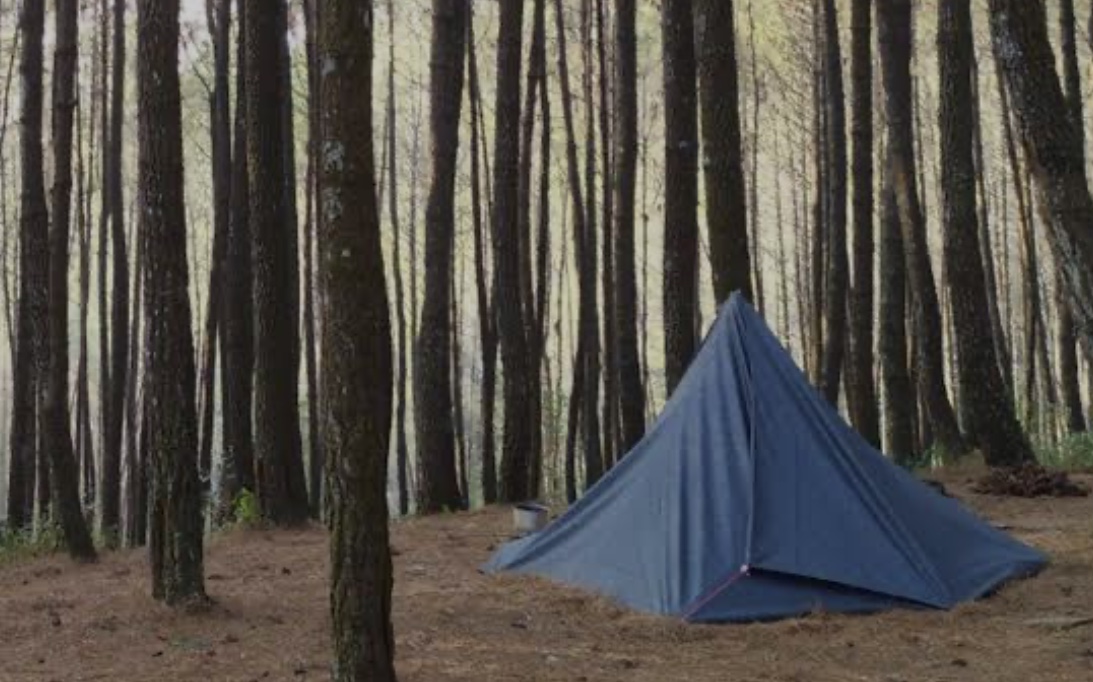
(232, 488), (262, 527)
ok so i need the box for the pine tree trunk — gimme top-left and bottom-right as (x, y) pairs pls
(302, 0), (324, 515)
(661, 0), (699, 395)
(220, 0), (255, 512)
(414, 0), (467, 513)
(847, 0), (879, 445)
(595, 0), (616, 471)
(938, 0), (1034, 467)
(138, 0), (206, 603)
(468, 7), (498, 505)
(319, 2), (398, 677)
(101, 0), (129, 545)
(877, 0), (966, 457)
(9, 0), (49, 531)
(495, 0), (533, 503)
(46, 0), (97, 560)
(879, 168), (916, 463)
(818, 0), (849, 406)
(1055, 0), (1085, 433)
(245, 0), (308, 524)
(76, 87), (95, 507)
(613, 0), (645, 455)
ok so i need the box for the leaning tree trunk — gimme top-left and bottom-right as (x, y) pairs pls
(245, 0), (309, 524)
(414, 0), (468, 514)
(661, 0), (699, 395)
(137, 0), (206, 604)
(319, 2), (398, 679)
(989, 0), (1093, 358)
(937, 0), (1034, 467)
(877, 0), (966, 457)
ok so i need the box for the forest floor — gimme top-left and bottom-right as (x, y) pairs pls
(1, 463), (1092, 682)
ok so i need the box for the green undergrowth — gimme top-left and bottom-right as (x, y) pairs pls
(1036, 432), (1093, 471)
(0, 523), (64, 566)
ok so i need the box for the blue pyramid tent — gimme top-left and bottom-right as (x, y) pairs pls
(484, 293), (1046, 622)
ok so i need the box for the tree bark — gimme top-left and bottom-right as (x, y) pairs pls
(846, 0), (879, 445)
(414, 0), (467, 513)
(138, 0), (206, 604)
(612, 0), (645, 455)
(9, 0), (49, 531)
(319, 2), (398, 678)
(879, 168), (915, 463)
(1055, 0), (1085, 433)
(661, 0), (699, 395)
(877, 0), (966, 457)
(495, 0), (533, 503)
(938, 0), (1034, 467)
(45, 0), (97, 560)
(245, 0), (309, 524)
(221, 0), (255, 512)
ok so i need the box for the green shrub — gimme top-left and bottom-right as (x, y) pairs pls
(1038, 432), (1093, 471)
(232, 488), (262, 527)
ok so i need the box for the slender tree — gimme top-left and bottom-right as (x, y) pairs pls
(414, 0), (468, 513)
(220, 0), (255, 514)
(9, 0), (49, 531)
(495, 0), (532, 503)
(694, 0), (750, 304)
(938, 0), (1033, 467)
(613, 0), (645, 453)
(319, 1), (398, 678)
(661, 0), (699, 394)
(138, 0), (206, 604)
(245, 0), (309, 523)
(1055, 0), (1085, 433)
(877, 0), (965, 456)
(879, 174), (915, 463)
(846, 0), (879, 445)
(44, 0), (97, 559)
(303, 0), (324, 515)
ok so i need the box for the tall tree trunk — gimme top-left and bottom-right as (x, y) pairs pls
(847, 0), (879, 445)
(877, 0), (966, 457)
(123, 224), (145, 547)
(989, 0), (1093, 357)
(221, 0), (255, 511)
(879, 169), (915, 463)
(554, 0), (601, 491)
(245, 0), (309, 524)
(661, 0), (699, 394)
(1055, 0), (1085, 433)
(319, 2), (398, 678)
(818, 0), (849, 405)
(386, 0), (410, 517)
(596, 0), (616, 471)
(970, 54), (1013, 398)
(694, 0), (750, 305)
(76, 86), (95, 507)
(101, 0), (129, 545)
(414, 0), (467, 514)
(938, 0), (1034, 467)
(9, 0), (49, 531)
(138, 0), (206, 604)
(199, 0), (231, 494)
(495, 0), (532, 503)
(46, 0), (97, 559)
(468, 7), (498, 505)
(613, 0), (645, 454)
(302, 0), (324, 515)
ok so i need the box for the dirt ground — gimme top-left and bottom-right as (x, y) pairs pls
(1, 466), (1092, 682)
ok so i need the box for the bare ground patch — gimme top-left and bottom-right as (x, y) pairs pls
(1, 468), (1091, 681)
